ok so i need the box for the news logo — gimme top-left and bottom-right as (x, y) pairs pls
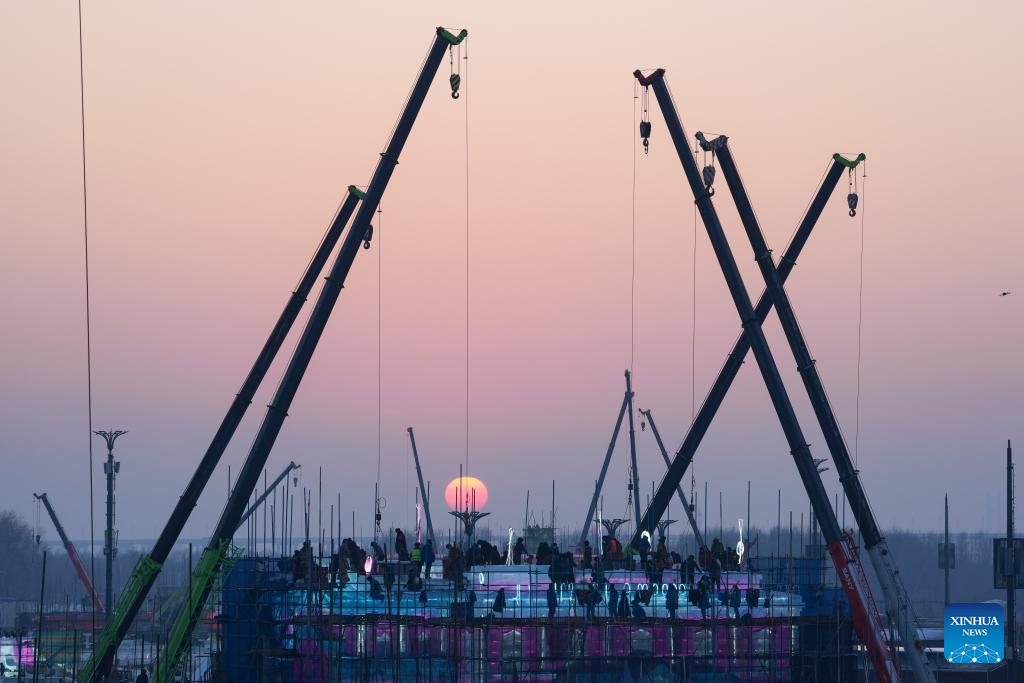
(944, 603), (1004, 663)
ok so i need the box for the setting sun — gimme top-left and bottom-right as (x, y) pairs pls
(443, 476), (488, 511)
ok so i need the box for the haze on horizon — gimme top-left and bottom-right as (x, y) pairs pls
(1, 2), (1021, 548)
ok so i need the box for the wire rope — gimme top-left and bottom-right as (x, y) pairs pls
(76, 0), (98, 636)
(376, 202), (383, 532)
(631, 80), (638, 380)
(854, 165), (867, 466)
(464, 40), (471, 481)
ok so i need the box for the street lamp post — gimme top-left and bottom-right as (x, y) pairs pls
(449, 510), (490, 547)
(655, 519), (677, 540)
(94, 429), (127, 620)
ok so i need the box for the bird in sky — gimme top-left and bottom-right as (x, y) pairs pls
(999, 291), (1011, 297)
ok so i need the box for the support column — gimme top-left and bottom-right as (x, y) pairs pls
(94, 429), (127, 621)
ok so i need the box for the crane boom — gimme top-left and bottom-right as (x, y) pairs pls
(638, 409), (703, 548)
(624, 370), (642, 527)
(577, 370), (631, 547)
(711, 138), (934, 683)
(235, 461), (300, 532)
(156, 27), (467, 683)
(406, 428), (436, 546)
(34, 493), (104, 613)
(634, 68), (901, 683)
(79, 194), (365, 682)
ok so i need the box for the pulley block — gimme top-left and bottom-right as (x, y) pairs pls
(639, 120), (652, 154)
(703, 164), (716, 197)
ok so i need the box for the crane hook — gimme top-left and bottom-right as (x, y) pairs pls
(363, 224), (374, 249)
(847, 192), (859, 217)
(449, 73), (461, 99)
(703, 164), (716, 197)
(639, 120), (652, 155)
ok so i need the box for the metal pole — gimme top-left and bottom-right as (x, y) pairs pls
(578, 389), (630, 546)
(624, 370), (642, 527)
(187, 542), (193, 682)
(1008, 440), (1016, 673)
(34, 551), (46, 683)
(777, 489), (782, 559)
(407, 428), (436, 545)
(944, 493), (950, 607)
(551, 479), (556, 543)
(237, 462), (300, 532)
(94, 429), (126, 622)
(641, 409), (704, 547)
(106, 440), (115, 620)
(746, 480), (751, 565)
(524, 490), (530, 537)
(318, 466), (323, 556)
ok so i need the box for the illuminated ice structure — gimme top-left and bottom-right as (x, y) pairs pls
(219, 556), (848, 681)
(249, 563), (799, 621)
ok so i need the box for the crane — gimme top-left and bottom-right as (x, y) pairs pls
(638, 409), (703, 549)
(578, 370), (641, 547)
(79, 160), (366, 683)
(633, 68), (901, 683)
(33, 493), (104, 613)
(406, 428), (436, 546)
(155, 27), (468, 683)
(235, 461), (300, 533)
(629, 152), (853, 548)
(706, 134), (935, 683)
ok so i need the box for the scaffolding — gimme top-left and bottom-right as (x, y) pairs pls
(7, 543), (862, 681)
(206, 552), (855, 682)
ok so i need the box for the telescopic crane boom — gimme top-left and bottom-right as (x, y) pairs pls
(407, 428), (436, 546)
(156, 27), (468, 683)
(637, 409), (703, 548)
(709, 135), (934, 683)
(630, 153), (850, 547)
(34, 493), (104, 613)
(80, 185), (364, 682)
(578, 370), (640, 547)
(633, 68), (901, 683)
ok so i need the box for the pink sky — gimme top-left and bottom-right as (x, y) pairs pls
(1, 2), (1022, 545)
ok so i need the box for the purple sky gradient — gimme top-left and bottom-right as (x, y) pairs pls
(1, 3), (1021, 544)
